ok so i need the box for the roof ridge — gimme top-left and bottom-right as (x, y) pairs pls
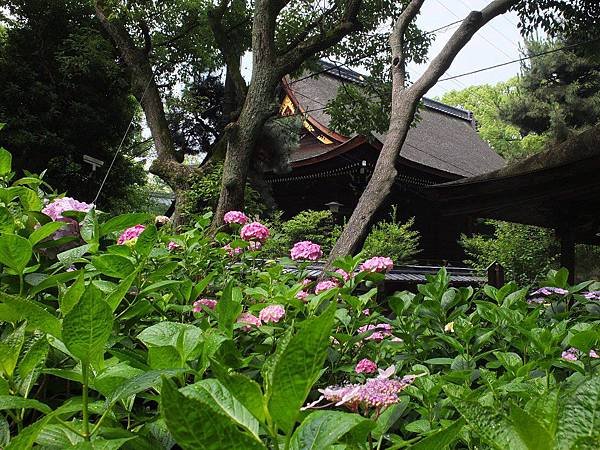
(315, 60), (475, 124)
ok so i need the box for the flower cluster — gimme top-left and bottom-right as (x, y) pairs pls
(224, 210), (249, 225)
(315, 280), (338, 294)
(237, 312), (262, 331)
(303, 366), (421, 413)
(561, 347), (600, 361)
(296, 290), (309, 301)
(357, 323), (393, 342)
(259, 304), (285, 323)
(290, 240), (322, 261)
(360, 256), (393, 273)
(583, 291), (600, 301)
(117, 224), (145, 245)
(240, 222), (269, 243)
(42, 197), (93, 221)
(193, 298), (217, 312)
(167, 241), (180, 251)
(530, 287), (569, 297)
(355, 358), (377, 374)
(335, 269), (351, 283)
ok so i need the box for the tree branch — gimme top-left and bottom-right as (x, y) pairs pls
(390, 0), (424, 88)
(408, 0), (518, 101)
(276, 0), (363, 77)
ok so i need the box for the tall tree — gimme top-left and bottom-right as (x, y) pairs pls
(0, 0), (147, 209)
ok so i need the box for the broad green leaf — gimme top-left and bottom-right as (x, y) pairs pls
(29, 270), (81, 295)
(449, 396), (527, 450)
(0, 147), (11, 176)
(556, 377), (600, 449)
(0, 395), (51, 414)
(149, 346), (183, 369)
(213, 365), (265, 422)
(5, 415), (51, 450)
(373, 398), (409, 438)
(0, 234), (32, 273)
(79, 208), (99, 245)
(57, 244), (92, 266)
(70, 437), (135, 449)
(93, 363), (144, 398)
(60, 272), (85, 316)
(216, 282), (243, 338)
(91, 254), (135, 279)
(138, 322), (202, 360)
(181, 379), (260, 438)
(18, 187), (42, 212)
(105, 269), (138, 311)
(18, 335), (49, 381)
(135, 224), (157, 257)
(510, 403), (554, 450)
(0, 415), (8, 447)
(0, 206), (14, 233)
(107, 368), (185, 406)
(99, 213), (152, 237)
(28, 222), (65, 246)
(289, 410), (372, 450)
(62, 285), (113, 362)
(0, 323), (25, 377)
(139, 280), (181, 296)
(0, 293), (62, 338)
(408, 418), (466, 450)
(161, 378), (265, 450)
(268, 303), (336, 433)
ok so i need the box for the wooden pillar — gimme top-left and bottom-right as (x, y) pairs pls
(487, 261), (505, 287)
(559, 229), (575, 284)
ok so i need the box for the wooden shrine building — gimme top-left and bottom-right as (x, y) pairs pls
(266, 61), (506, 263)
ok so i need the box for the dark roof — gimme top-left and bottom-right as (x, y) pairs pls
(286, 62), (505, 177)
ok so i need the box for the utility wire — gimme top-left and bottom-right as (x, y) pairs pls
(93, 78), (153, 205)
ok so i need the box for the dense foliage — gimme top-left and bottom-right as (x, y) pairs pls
(1, 151), (600, 449)
(362, 213), (421, 265)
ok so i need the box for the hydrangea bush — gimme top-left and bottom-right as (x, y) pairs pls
(1, 152), (600, 449)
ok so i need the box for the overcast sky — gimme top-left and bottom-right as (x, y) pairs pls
(408, 0), (525, 97)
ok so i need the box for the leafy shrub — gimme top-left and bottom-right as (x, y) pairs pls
(362, 212), (421, 264)
(1, 149), (600, 449)
(461, 220), (560, 284)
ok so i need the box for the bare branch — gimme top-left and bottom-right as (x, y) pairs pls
(390, 0), (424, 88)
(408, 0), (518, 100)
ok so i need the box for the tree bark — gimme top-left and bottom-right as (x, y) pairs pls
(94, 1), (199, 224)
(326, 0), (518, 269)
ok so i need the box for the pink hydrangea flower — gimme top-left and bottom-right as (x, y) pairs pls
(362, 308), (370, 316)
(42, 197), (93, 221)
(355, 358), (378, 374)
(247, 241), (262, 251)
(117, 224), (145, 245)
(302, 278), (312, 286)
(193, 298), (217, 312)
(224, 211), (249, 225)
(335, 268), (351, 282)
(562, 347), (579, 361)
(590, 349), (600, 359)
(240, 222), (269, 243)
(360, 256), (394, 273)
(223, 243), (243, 257)
(259, 304), (285, 323)
(290, 241), (323, 261)
(237, 312), (262, 331)
(357, 323), (393, 342)
(315, 280), (338, 294)
(296, 290), (309, 301)
(167, 241), (180, 251)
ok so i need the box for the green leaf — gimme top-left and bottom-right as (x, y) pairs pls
(181, 379), (260, 438)
(106, 369), (185, 406)
(62, 284), (113, 362)
(28, 222), (65, 246)
(0, 206), (14, 234)
(91, 254), (135, 279)
(510, 403), (554, 450)
(0, 147), (11, 176)
(79, 208), (99, 245)
(289, 410), (373, 450)
(18, 187), (42, 212)
(135, 224), (157, 258)
(556, 377), (600, 449)
(0, 234), (32, 273)
(138, 322), (202, 361)
(0, 395), (51, 414)
(149, 346), (183, 369)
(0, 323), (26, 377)
(268, 303), (336, 433)
(60, 272), (85, 316)
(105, 269), (138, 312)
(99, 213), (152, 237)
(29, 270), (81, 295)
(408, 418), (466, 450)
(216, 282), (243, 338)
(18, 336), (49, 381)
(161, 378), (266, 450)
(5, 415), (51, 450)
(0, 293), (62, 338)
(213, 365), (265, 422)
(449, 396), (527, 450)
(57, 244), (92, 266)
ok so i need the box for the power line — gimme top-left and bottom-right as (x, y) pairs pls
(454, 0), (517, 47)
(438, 36), (600, 82)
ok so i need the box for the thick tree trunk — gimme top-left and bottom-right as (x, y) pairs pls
(325, 0), (517, 269)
